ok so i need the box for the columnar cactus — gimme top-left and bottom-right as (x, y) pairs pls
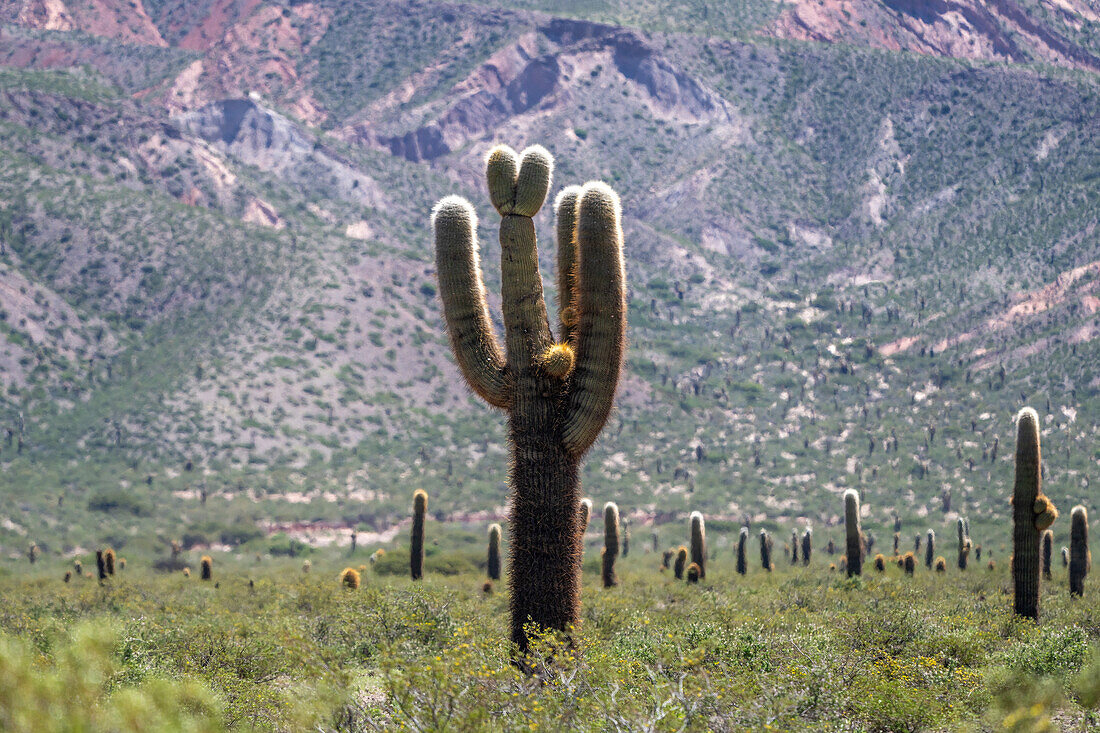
(790, 530), (799, 565)
(893, 532), (900, 555)
(844, 489), (863, 577)
(737, 528), (748, 575)
(341, 567), (360, 589)
(826, 539), (835, 555)
(661, 548), (673, 569)
(903, 552), (916, 576)
(801, 529), (812, 566)
(411, 489), (427, 581)
(935, 556), (947, 573)
(63, 571), (71, 583)
(1012, 407), (1058, 620)
(602, 502), (620, 588)
(760, 530), (774, 571)
(1041, 529), (1054, 580)
(579, 498), (593, 535)
(925, 530), (935, 570)
(488, 523), (502, 581)
(27, 542), (38, 564)
(104, 548), (116, 576)
(622, 519), (631, 558)
(200, 555), (212, 581)
(674, 546), (687, 579)
(686, 563), (701, 583)
(96, 550), (106, 581)
(957, 518), (971, 571)
(74, 559), (82, 576)
(873, 554), (886, 572)
(433, 145), (625, 651)
(1069, 505), (1090, 597)
(689, 511), (706, 579)
(1061, 546), (1069, 568)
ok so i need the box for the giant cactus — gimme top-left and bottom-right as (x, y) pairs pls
(925, 530), (935, 570)
(602, 501), (620, 588)
(736, 527), (748, 575)
(488, 523), (502, 581)
(1012, 407), (1058, 620)
(689, 511), (706, 579)
(1069, 505), (1090, 597)
(433, 145), (625, 652)
(1041, 529), (1054, 580)
(760, 529), (774, 571)
(411, 489), (427, 581)
(958, 518), (971, 571)
(801, 528), (812, 566)
(844, 489), (863, 577)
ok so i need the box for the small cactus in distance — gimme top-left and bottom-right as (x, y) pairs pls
(1062, 546), (1069, 567)
(829, 563), (837, 572)
(826, 539), (835, 555)
(903, 552), (916, 575)
(873, 554), (886, 572)
(736, 528), (748, 575)
(661, 548), (673, 569)
(686, 563), (701, 583)
(801, 528), (812, 566)
(73, 559), (82, 576)
(411, 489), (427, 581)
(488, 523), (502, 581)
(843, 489), (863, 577)
(957, 518), (971, 570)
(674, 546), (687, 579)
(1069, 505), (1090, 597)
(104, 548), (116, 576)
(790, 530), (799, 565)
(27, 543), (38, 564)
(95, 550), (106, 581)
(483, 580), (494, 595)
(689, 511), (706, 579)
(622, 519), (631, 558)
(1012, 407), (1058, 620)
(200, 555), (213, 581)
(925, 530), (935, 570)
(602, 502), (620, 588)
(760, 530), (774, 572)
(119, 558), (126, 571)
(1041, 529), (1054, 580)
(63, 571), (71, 583)
(340, 567), (360, 589)
(935, 557), (947, 573)
(182, 567), (190, 577)
(988, 559), (996, 571)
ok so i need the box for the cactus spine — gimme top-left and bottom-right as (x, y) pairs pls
(433, 146), (625, 651)
(689, 511), (706, 579)
(736, 528), (748, 575)
(602, 502), (620, 588)
(411, 489), (427, 581)
(488, 523), (502, 581)
(760, 530), (774, 571)
(1041, 529), (1054, 580)
(801, 528), (812, 566)
(674, 546), (687, 579)
(957, 518), (971, 571)
(843, 489), (863, 577)
(200, 555), (212, 581)
(1012, 407), (1058, 620)
(1069, 505), (1089, 597)
(925, 530), (935, 570)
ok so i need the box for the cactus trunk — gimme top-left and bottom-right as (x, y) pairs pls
(958, 518), (970, 571)
(602, 502), (619, 588)
(801, 529), (812, 566)
(1041, 529), (1053, 580)
(737, 528), (748, 575)
(674, 546), (687, 579)
(1012, 407), (1057, 620)
(925, 530), (935, 570)
(844, 490), (863, 577)
(488, 524), (502, 581)
(411, 489), (427, 581)
(1069, 505), (1089, 597)
(689, 511), (706, 579)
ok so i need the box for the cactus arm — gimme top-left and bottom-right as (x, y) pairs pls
(563, 182), (626, 455)
(432, 196), (511, 408)
(554, 186), (582, 343)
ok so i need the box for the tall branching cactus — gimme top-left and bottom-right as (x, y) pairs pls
(1012, 407), (1058, 620)
(737, 528), (748, 575)
(1069, 505), (1089, 597)
(488, 523), (502, 581)
(411, 489), (427, 581)
(602, 502), (620, 588)
(689, 511), (706, 579)
(433, 145), (625, 652)
(844, 489), (863, 577)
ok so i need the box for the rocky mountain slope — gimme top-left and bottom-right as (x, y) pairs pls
(0, 0), (1097, 556)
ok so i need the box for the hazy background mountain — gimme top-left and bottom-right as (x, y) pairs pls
(0, 0), (1097, 558)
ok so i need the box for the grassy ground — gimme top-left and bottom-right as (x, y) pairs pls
(1, 537), (1097, 732)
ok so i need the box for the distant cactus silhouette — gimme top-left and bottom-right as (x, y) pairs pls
(411, 489), (427, 581)
(988, 559), (996, 571)
(686, 562), (701, 583)
(801, 529), (812, 566)
(689, 511), (706, 579)
(736, 528), (748, 575)
(27, 543), (38, 564)
(903, 552), (916, 576)
(73, 559), (82, 576)
(1061, 546), (1069, 568)
(674, 546), (687, 579)
(488, 523), (502, 581)
(873, 554), (886, 572)
(925, 530), (935, 570)
(826, 539), (835, 555)
(104, 548), (116, 576)
(829, 563), (837, 572)
(182, 567), (190, 577)
(957, 518), (971, 571)
(893, 532), (900, 555)
(200, 555), (212, 581)
(1012, 407), (1058, 620)
(661, 548), (673, 569)
(838, 556), (847, 572)
(579, 498), (592, 535)
(935, 556), (947, 573)
(760, 530), (773, 572)
(602, 502), (620, 588)
(433, 146), (626, 652)
(340, 567), (360, 589)
(63, 571), (71, 583)
(95, 550), (106, 581)
(790, 530), (799, 565)
(1041, 529), (1054, 580)
(1069, 505), (1089, 597)
(844, 489), (863, 577)
(119, 558), (126, 571)
(622, 519), (631, 558)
